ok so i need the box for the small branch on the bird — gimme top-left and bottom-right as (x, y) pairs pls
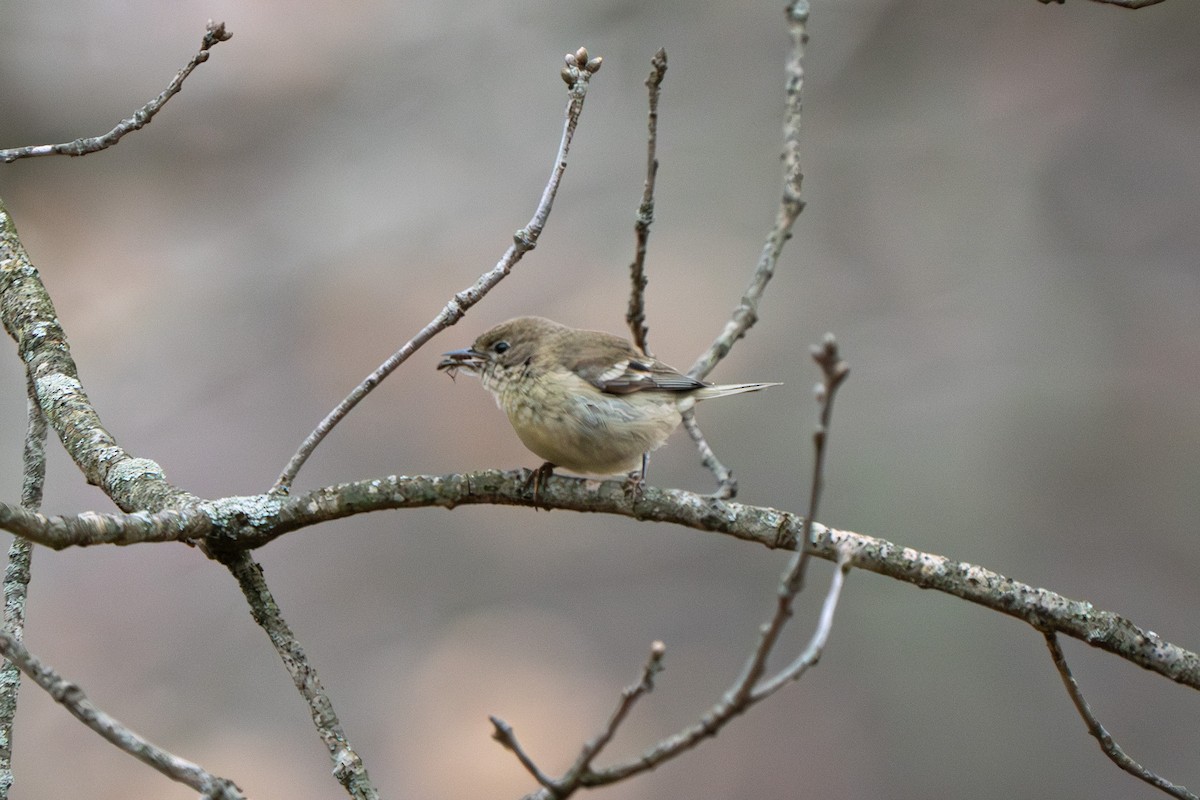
(680, 410), (738, 498)
(272, 47), (603, 495)
(220, 551), (379, 800)
(625, 48), (667, 356)
(0, 21), (231, 163)
(688, 0), (807, 381)
(1044, 633), (1198, 800)
(0, 627), (244, 799)
(0, 374), (47, 797)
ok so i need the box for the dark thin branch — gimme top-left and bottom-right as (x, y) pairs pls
(0, 628), (243, 798)
(688, 0), (806, 381)
(0, 21), (231, 163)
(272, 47), (603, 496)
(220, 552), (378, 800)
(1044, 633), (1197, 800)
(1038, 0), (1166, 7)
(625, 48), (667, 356)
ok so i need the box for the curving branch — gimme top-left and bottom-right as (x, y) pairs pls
(1045, 633), (1196, 799)
(0, 21), (231, 164)
(271, 47), (604, 496)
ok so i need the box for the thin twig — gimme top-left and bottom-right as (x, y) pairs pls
(685, 0), (807, 495)
(687, 1), (806, 382)
(0, 374), (48, 797)
(562, 641), (666, 780)
(679, 410), (737, 499)
(576, 551), (850, 789)
(0, 628), (243, 798)
(626, 49), (667, 356)
(272, 48), (603, 495)
(489, 716), (559, 791)
(0, 21), (231, 163)
(220, 551), (378, 800)
(793, 334), (849, 588)
(1044, 633), (1198, 800)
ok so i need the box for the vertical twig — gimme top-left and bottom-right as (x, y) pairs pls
(626, 49), (667, 356)
(0, 374), (47, 797)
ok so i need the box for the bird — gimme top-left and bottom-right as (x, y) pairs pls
(437, 316), (778, 483)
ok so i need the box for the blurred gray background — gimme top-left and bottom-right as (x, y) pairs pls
(2, 1), (1199, 798)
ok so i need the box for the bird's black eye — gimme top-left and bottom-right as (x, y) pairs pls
(493, 341), (510, 354)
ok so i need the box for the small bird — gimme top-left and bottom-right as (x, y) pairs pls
(437, 316), (779, 481)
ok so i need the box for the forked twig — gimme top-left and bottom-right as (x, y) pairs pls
(272, 48), (603, 495)
(1044, 632), (1197, 800)
(0, 21), (231, 163)
(500, 332), (850, 797)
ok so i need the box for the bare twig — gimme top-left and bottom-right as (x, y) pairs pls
(1044, 633), (1198, 800)
(489, 716), (558, 791)
(272, 48), (603, 495)
(679, 410), (737, 499)
(0, 374), (48, 797)
(688, 1), (806, 381)
(0, 21), (231, 163)
(0, 628), (243, 798)
(626, 49), (667, 356)
(221, 551), (378, 800)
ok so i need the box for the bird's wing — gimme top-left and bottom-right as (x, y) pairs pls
(568, 342), (707, 395)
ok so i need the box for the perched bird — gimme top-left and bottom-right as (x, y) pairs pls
(437, 316), (778, 480)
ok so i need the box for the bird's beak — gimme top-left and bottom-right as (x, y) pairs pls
(437, 347), (485, 376)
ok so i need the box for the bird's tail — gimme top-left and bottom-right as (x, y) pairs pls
(693, 382), (782, 401)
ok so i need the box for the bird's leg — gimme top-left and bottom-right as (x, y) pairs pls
(525, 461), (557, 507)
(623, 452), (649, 500)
